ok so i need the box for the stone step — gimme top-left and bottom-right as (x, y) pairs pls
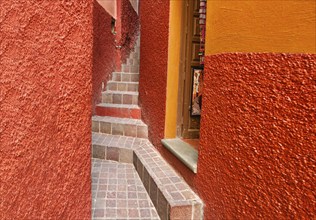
(129, 51), (139, 59)
(92, 132), (204, 220)
(107, 81), (139, 92)
(102, 91), (139, 105)
(121, 64), (139, 73)
(92, 133), (149, 163)
(111, 72), (139, 82)
(92, 116), (148, 138)
(130, 46), (140, 54)
(125, 57), (139, 65)
(95, 103), (141, 119)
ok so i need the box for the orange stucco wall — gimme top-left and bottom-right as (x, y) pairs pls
(205, 0), (316, 54)
(0, 1), (92, 218)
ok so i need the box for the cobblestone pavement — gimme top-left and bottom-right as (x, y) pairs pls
(92, 159), (160, 220)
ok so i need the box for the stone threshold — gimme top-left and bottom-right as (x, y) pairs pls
(92, 132), (204, 220)
(161, 138), (198, 174)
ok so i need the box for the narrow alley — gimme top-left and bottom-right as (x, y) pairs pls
(91, 42), (203, 219)
(1, 0), (315, 219)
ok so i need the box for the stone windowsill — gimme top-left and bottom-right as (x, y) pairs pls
(161, 138), (198, 173)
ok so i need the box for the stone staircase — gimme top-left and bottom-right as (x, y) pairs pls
(95, 48), (141, 119)
(92, 40), (204, 220)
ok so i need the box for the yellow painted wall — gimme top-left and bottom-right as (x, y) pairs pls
(205, 0), (316, 55)
(165, 0), (183, 138)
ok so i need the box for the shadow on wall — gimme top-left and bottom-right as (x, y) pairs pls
(116, 0), (140, 64)
(92, 1), (117, 114)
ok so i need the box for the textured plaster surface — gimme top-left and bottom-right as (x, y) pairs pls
(197, 53), (316, 219)
(137, 0), (197, 188)
(139, 0), (169, 148)
(116, 0), (139, 65)
(92, 1), (117, 113)
(0, 1), (93, 219)
(137, 0), (196, 188)
(206, 0), (316, 54)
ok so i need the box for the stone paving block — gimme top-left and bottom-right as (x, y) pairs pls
(93, 145), (106, 159)
(107, 147), (119, 161)
(122, 94), (133, 104)
(102, 93), (112, 103)
(136, 157), (144, 180)
(149, 177), (158, 208)
(124, 124), (137, 137)
(122, 73), (131, 82)
(133, 151), (138, 169)
(112, 123), (124, 135)
(170, 205), (193, 220)
(102, 90), (139, 105)
(126, 58), (134, 65)
(157, 190), (169, 220)
(122, 64), (129, 72)
(130, 52), (139, 59)
(93, 116), (147, 137)
(92, 159), (159, 220)
(117, 83), (127, 91)
(119, 148), (133, 163)
(130, 65), (139, 73)
(127, 83), (138, 92)
(143, 167), (150, 192)
(137, 125), (148, 138)
(112, 93), (122, 104)
(193, 203), (203, 220)
(132, 94), (138, 105)
(92, 120), (99, 132)
(112, 72), (121, 81)
(100, 122), (111, 134)
(131, 73), (139, 82)
(107, 81), (117, 91)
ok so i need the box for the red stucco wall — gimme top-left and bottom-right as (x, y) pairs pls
(197, 53), (316, 219)
(0, 1), (92, 219)
(93, 1), (117, 113)
(138, 1), (201, 188)
(118, 0), (139, 64)
(92, 0), (140, 112)
(115, 0), (139, 68)
(139, 0), (169, 148)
